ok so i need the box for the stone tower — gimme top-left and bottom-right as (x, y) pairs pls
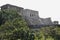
(23, 9), (41, 25)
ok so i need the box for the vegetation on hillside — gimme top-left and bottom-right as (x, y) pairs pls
(39, 26), (60, 40)
(0, 10), (35, 40)
(0, 10), (60, 40)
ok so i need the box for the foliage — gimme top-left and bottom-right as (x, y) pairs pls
(0, 10), (60, 40)
(39, 26), (60, 40)
(0, 10), (36, 40)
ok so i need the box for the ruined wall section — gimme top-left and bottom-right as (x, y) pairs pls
(23, 9), (41, 25)
(0, 4), (54, 28)
(1, 4), (24, 15)
(39, 18), (53, 25)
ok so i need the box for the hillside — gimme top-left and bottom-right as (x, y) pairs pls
(0, 10), (60, 40)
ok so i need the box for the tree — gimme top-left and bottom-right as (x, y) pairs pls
(0, 10), (29, 40)
(0, 10), (41, 40)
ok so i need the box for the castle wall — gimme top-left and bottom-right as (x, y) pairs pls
(0, 4), (55, 28)
(39, 18), (53, 25)
(23, 9), (41, 25)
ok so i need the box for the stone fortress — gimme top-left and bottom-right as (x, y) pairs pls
(0, 4), (59, 28)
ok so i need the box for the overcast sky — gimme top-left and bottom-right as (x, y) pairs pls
(0, 0), (60, 23)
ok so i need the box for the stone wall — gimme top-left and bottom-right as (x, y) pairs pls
(23, 9), (40, 25)
(39, 18), (53, 25)
(0, 4), (56, 28)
